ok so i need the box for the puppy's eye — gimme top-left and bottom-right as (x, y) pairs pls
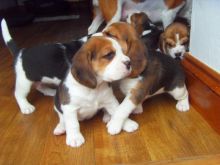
(103, 52), (115, 60)
(105, 32), (117, 38)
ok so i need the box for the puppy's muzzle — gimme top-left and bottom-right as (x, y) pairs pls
(123, 60), (131, 70)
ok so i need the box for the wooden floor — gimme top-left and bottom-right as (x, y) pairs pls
(0, 19), (220, 165)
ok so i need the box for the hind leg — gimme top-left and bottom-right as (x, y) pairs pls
(14, 75), (35, 114)
(53, 106), (66, 135)
(169, 85), (190, 112)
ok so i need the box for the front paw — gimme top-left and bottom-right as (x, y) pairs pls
(107, 119), (123, 135)
(66, 133), (85, 147)
(176, 99), (190, 112)
(20, 103), (35, 114)
(123, 119), (139, 133)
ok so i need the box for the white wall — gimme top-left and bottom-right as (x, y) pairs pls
(190, 0), (220, 73)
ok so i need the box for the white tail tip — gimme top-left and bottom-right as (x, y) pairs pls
(1, 18), (12, 43)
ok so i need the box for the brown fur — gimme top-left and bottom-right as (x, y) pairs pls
(130, 12), (150, 36)
(99, 0), (118, 22)
(164, 0), (185, 9)
(71, 36), (116, 89)
(103, 22), (147, 78)
(160, 22), (189, 53)
(130, 58), (161, 105)
(129, 50), (185, 105)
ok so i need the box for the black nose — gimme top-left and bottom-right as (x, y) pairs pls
(123, 60), (131, 70)
(175, 53), (182, 57)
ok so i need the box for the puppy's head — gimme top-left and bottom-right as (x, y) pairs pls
(127, 12), (153, 36)
(160, 22), (189, 59)
(103, 22), (147, 78)
(71, 35), (131, 88)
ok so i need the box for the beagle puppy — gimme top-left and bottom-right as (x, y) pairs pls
(1, 19), (88, 114)
(127, 12), (163, 50)
(159, 22), (190, 59)
(103, 22), (190, 135)
(88, 0), (192, 34)
(54, 34), (142, 147)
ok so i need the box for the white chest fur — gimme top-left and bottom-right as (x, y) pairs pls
(64, 72), (114, 121)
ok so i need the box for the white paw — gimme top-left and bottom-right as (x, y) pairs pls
(102, 112), (111, 123)
(107, 119), (123, 135)
(132, 106), (143, 114)
(20, 103), (35, 114)
(66, 133), (85, 147)
(176, 99), (190, 112)
(53, 123), (65, 135)
(123, 119), (139, 133)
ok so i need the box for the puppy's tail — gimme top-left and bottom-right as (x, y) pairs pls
(1, 19), (20, 56)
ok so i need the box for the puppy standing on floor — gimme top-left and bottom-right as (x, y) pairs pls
(1, 19), (88, 114)
(53, 33), (146, 147)
(102, 22), (190, 135)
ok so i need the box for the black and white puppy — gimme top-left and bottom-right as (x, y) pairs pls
(1, 19), (88, 114)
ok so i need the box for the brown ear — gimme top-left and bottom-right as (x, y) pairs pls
(127, 39), (147, 78)
(71, 50), (97, 89)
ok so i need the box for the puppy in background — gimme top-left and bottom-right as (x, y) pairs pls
(127, 12), (163, 50)
(159, 21), (190, 59)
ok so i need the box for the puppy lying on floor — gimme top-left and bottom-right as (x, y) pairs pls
(53, 32), (147, 147)
(102, 22), (190, 135)
(1, 19), (88, 114)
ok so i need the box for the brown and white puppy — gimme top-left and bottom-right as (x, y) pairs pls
(127, 12), (163, 50)
(103, 22), (190, 135)
(54, 34), (140, 147)
(159, 22), (189, 59)
(88, 0), (192, 34)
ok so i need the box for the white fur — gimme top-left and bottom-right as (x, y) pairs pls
(14, 52), (35, 114)
(142, 30), (152, 36)
(1, 19), (12, 43)
(167, 34), (186, 59)
(41, 76), (61, 85)
(168, 85), (189, 112)
(107, 77), (189, 135)
(88, 3), (104, 35)
(56, 37), (138, 147)
(102, 37), (131, 81)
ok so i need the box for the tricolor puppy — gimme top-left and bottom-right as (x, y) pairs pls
(1, 19), (87, 114)
(159, 22), (189, 59)
(127, 12), (162, 50)
(103, 22), (190, 135)
(54, 34), (140, 147)
(88, 0), (192, 34)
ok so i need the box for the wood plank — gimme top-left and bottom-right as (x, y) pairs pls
(145, 154), (220, 165)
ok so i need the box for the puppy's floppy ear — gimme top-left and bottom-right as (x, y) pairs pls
(127, 39), (147, 78)
(71, 50), (97, 89)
